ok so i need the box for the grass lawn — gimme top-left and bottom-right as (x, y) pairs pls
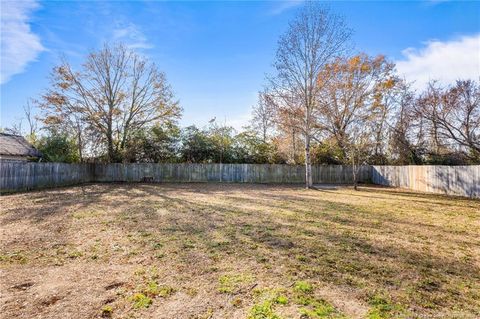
(0, 183), (479, 319)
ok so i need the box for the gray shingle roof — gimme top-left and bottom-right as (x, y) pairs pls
(0, 133), (42, 157)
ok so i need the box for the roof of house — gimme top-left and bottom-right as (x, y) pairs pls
(0, 133), (42, 158)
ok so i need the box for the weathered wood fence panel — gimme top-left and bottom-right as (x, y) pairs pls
(0, 162), (94, 193)
(1, 163), (368, 192)
(94, 163), (370, 184)
(372, 165), (480, 198)
(1, 162), (478, 198)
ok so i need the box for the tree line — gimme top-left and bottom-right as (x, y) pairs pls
(258, 3), (479, 187)
(3, 3), (479, 188)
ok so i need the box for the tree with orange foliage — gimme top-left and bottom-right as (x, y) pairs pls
(316, 54), (399, 189)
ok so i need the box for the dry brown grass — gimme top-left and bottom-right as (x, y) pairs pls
(0, 183), (479, 319)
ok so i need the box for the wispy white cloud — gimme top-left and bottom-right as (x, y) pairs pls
(269, 0), (303, 16)
(396, 34), (480, 90)
(112, 22), (152, 50)
(1, 0), (44, 84)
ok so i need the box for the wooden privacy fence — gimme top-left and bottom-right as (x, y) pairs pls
(372, 165), (480, 198)
(1, 162), (478, 198)
(94, 163), (371, 184)
(0, 162), (94, 193)
(0, 163), (371, 193)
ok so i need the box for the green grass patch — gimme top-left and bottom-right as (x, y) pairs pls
(218, 273), (254, 294)
(275, 295), (288, 305)
(0, 251), (28, 264)
(248, 299), (283, 319)
(100, 305), (113, 317)
(367, 293), (408, 319)
(130, 293), (152, 309)
(294, 281), (314, 294)
(144, 281), (174, 298)
(299, 299), (346, 319)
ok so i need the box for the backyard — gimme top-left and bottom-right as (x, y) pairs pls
(0, 183), (479, 319)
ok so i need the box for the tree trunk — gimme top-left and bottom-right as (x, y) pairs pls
(352, 150), (358, 191)
(75, 121), (83, 163)
(107, 131), (115, 162)
(353, 171), (358, 190)
(292, 129), (296, 164)
(305, 135), (313, 189)
(77, 132), (83, 163)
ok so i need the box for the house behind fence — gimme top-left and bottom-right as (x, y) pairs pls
(0, 133), (42, 162)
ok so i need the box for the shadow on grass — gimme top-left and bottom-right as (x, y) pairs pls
(1, 183), (479, 314)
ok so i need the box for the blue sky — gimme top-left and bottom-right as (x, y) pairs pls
(1, 0), (479, 131)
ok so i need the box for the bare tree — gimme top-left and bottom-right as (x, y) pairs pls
(413, 80), (480, 162)
(3, 122), (23, 136)
(40, 43), (181, 162)
(23, 101), (39, 139)
(267, 2), (352, 188)
(2, 101), (38, 139)
(415, 82), (446, 156)
(251, 91), (276, 143)
(415, 80), (480, 161)
(388, 81), (428, 164)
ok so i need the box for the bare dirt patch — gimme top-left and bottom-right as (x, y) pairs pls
(1, 183), (479, 319)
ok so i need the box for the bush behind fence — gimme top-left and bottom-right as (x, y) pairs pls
(0, 162), (478, 198)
